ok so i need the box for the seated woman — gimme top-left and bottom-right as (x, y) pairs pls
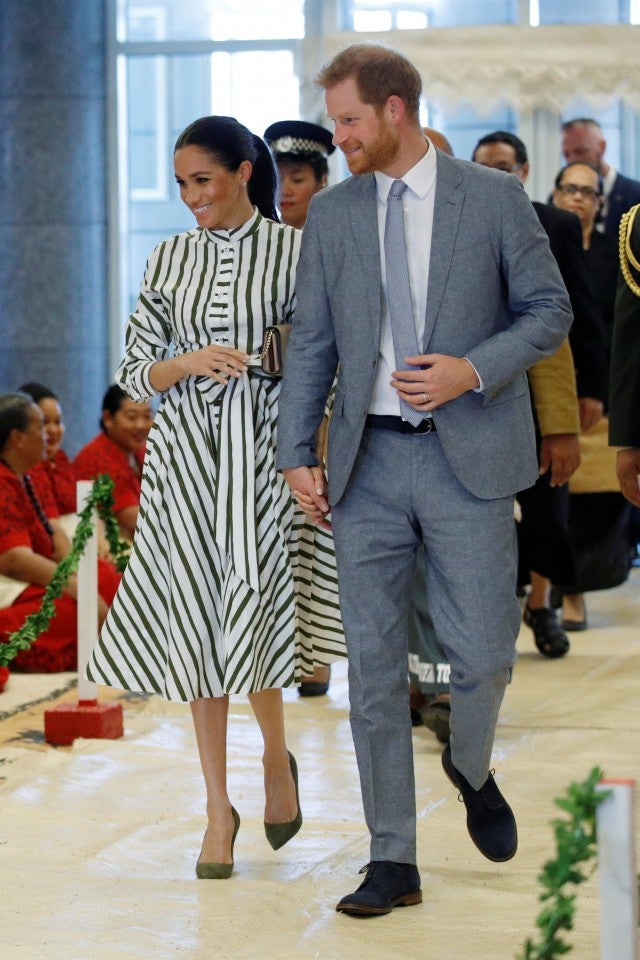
(19, 382), (111, 554)
(0, 393), (121, 672)
(19, 381), (80, 517)
(73, 385), (153, 541)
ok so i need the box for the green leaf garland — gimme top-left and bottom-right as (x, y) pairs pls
(0, 474), (129, 667)
(518, 767), (611, 959)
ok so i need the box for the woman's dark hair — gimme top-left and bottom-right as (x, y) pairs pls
(101, 384), (127, 432)
(0, 391), (33, 451)
(174, 115), (279, 221)
(275, 154), (329, 184)
(18, 382), (58, 404)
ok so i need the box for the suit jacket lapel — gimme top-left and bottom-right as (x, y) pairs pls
(347, 174), (382, 352)
(423, 154), (465, 349)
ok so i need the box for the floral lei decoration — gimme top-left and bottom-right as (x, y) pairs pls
(0, 474), (129, 667)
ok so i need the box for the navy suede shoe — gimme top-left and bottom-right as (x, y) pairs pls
(336, 860), (422, 916)
(442, 743), (517, 862)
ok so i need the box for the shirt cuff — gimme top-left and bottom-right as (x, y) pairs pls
(121, 361), (157, 401)
(463, 357), (484, 393)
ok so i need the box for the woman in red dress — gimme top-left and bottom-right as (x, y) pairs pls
(19, 381), (79, 515)
(73, 385), (152, 541)
(0, 392), (121, 672)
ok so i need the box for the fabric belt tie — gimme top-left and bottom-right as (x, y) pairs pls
(365, 414), (436, 434)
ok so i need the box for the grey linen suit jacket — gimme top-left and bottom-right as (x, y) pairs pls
(276, 150), (573, 504)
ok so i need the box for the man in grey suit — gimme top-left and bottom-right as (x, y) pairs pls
(276, 43), (573, 916)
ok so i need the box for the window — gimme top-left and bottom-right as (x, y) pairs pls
(110, 0), (640, 368)
(114, 0), (303, 341)
(346, 0), (517, 29)
(350, 1), (430, 31)
(119, 0), (304, 41)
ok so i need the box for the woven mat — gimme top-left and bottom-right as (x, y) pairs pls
(0, 673), (153, 750)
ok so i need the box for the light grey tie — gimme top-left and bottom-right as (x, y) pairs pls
(384, 179), (423, 426)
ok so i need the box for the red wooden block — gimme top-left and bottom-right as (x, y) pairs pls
(44, 700), (123, 746)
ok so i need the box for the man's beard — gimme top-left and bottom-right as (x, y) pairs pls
(345, 121), (400, 175)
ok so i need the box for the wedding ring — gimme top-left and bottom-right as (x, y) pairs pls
(422, 393), (428, 403)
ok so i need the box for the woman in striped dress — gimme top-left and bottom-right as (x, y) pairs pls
(87, 116), (344, 878)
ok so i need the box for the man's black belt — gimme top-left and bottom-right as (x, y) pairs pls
(365, 414), (436, 434)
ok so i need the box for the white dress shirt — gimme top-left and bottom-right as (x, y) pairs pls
(368, 141), (437, 417)
(595, 165), (616, 233)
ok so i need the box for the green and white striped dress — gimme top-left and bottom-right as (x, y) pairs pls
(87, 210), (344, 702)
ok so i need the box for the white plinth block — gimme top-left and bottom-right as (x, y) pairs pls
(76, 480), (98, 703)
(597, 778), (638, 960)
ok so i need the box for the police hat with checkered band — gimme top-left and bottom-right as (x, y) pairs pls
(263, 120), (335, 160)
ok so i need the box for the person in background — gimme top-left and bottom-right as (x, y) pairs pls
(472, 132), (607, 648)
(18, 382), (78, 516)
(264, 119), (334, 230)
(264, 119), (337, 698)
(609, 203), (640, 507)
(422, 127), (453, 155)
(19, 381), (113, 558)
(277, 43), (572, 914)
(73, 384), (152, 541)
(0, 392), (120, 672)
(410, 129), (588, 742)
(86, 115), (345, 880)
(551, 161), (633, 628)
(561, 118), (640, 239)
(407, 127), (459, 735)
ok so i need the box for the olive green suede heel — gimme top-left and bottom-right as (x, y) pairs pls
(264, 751), (303, 850)
(196, 806), (240, 879)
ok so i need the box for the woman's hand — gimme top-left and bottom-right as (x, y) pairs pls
(176, 345), (249, 383)
(282, 466), (331, 530)
(50, 519), (72, 562)
(63, 573), (78, 601)
(150, 346), (249, 392)
(616, 448), (640, 507)
(96, 520), (112, 560)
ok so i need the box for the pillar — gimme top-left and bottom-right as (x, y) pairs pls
(0, 0), (109, 455)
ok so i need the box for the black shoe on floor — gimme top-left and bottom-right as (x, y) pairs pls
(298, 665), (331, 697)
(523, 605), (570, 658)
(335, 860), (422, 916)
(560, 597), (588, 632)
(298, 681), (330, 696)
(420, 699), (451, 743)
(410, 707), (424, 727)
(442, 744), (517, 862)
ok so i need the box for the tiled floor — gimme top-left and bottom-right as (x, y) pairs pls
(1, 570), (639, 960)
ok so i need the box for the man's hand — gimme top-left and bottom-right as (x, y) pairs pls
(281, 465), (331, 530)
(578, 396), (604, 432)
(539, 434), (580, 487)
(616, 448), (640, 507)
(391, 354), (479, 413)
